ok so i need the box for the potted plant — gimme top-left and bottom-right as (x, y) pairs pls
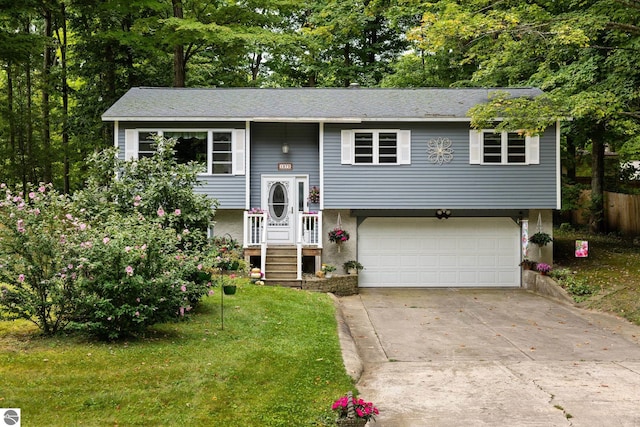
(332, 391), (379, 427)
(343, 260), (364, 275)
(321, 263), (336, 278)
(519, 257), (537, 270)
(529, 232), (553, 246)
(536, 262), (552, 275)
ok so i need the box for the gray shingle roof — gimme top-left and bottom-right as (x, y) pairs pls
(102, 87), (543, 121)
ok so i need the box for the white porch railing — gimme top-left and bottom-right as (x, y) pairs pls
(244, 211), (267, 276)
(296, 211), (323, 280)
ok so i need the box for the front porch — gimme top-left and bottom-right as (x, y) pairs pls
(243, 211), (323, 287)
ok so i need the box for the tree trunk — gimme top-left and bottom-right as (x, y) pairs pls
(172, 0), (186, 87)
(7, 62), (16, 179)
(589, 122), (606, 233)
(58, 2), (70, 193)
(42, 6), (54, 184)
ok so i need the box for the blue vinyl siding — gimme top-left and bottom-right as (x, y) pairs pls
(249, 123), (320, 208)
(323, 122), (558, 210)
(118, 121), (246, 209)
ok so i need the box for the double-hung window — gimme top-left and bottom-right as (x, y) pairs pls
(470, 129), (539, 165)
(124, 128), (245, 175)
(342, 129), (411, 165)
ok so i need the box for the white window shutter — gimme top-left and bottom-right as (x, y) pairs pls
(341, 130), (354, 164)
(397, 130), (411, 164)
(124, 129), (138, 160)
(469, 129), (481, 164)
(527, 135), (540, 164)
(233, 129), (246, 175)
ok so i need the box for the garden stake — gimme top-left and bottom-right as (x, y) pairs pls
(220, 276), (224, 330)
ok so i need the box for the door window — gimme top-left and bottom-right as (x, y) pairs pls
(269, 182), (288, 221)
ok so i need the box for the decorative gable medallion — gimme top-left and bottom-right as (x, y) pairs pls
(427, 137), (454, 165)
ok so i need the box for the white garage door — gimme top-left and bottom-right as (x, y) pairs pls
(358, 217), (521, 288)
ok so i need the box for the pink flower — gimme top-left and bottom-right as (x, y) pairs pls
(208, 289), (215, 296)
(65, 213), (73, 220)
(181, 285), (187, 292)
(38, 185), (46, 193)
(107, 316), (112, 321)
(103, 237), (110, 244)
(229, 274), (237, 279)
(125, 265), (134, 276)
(16, 219), (25, 233)
(174, 209), (181, 215)
(18, 274), (25, 282)
(133, 195), (141, 207)
(28, 192), (36, 199)
(179, 307), (185, 316)
(125, 246), (132, 252)
(197, 263), (203, 270)
(157, 207), (165, 217)
(135, 311), (140, 317)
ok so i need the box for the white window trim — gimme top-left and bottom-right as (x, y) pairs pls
(124, 128), (246, 176)
(341, 129), (411, 165)
(469, 129), (539, 165)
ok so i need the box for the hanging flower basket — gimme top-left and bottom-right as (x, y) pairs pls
(329, 227), (350, 252)
(308, 186), (320, 204)
(529, 232), (553, 246)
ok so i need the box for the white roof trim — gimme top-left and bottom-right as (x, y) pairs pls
(102, 116), (473, 123)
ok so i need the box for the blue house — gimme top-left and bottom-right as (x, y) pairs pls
(102, 87), (559, 288)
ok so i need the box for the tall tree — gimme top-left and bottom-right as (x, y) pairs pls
(405, 0), (640, 232)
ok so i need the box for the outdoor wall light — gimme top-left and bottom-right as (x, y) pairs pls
(435, 209), (451, 219)
(281, 142), (290, 154)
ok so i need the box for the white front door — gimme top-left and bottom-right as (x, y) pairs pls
(261, 175), (308, 244)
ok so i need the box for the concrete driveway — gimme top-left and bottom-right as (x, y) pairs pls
(337, 288), (640, 427)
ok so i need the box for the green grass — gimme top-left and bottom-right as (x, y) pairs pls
(554, 228), (640, 325)
(0, 282), (354, 426)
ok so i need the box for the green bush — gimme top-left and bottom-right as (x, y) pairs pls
(0, 183), (84, 334)
(72, 214), (213, 340)
(551, 269), (599, 302)
(0, 137), (221, 338)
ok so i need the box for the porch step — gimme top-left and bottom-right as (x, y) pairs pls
(264, 247), (299, 287)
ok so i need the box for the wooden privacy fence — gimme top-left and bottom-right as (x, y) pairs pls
(605, 192), (640, 235)
(572, 191), (640, 235)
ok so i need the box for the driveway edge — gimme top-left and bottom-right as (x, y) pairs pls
(330, 293), (364, 383)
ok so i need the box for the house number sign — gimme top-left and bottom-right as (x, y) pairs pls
(278, 163), (293, 170)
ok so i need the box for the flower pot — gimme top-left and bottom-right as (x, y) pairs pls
(325, 273), (333, 279)
(348, 268), (358, 275)
(223, 285), (237, 295)
(336, 419), (367, 427)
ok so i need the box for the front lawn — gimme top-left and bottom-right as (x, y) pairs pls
(0, 282), (354, 426)
(554, 228), (640, 325)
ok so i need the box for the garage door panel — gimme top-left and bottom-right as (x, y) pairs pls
(358, 217), (520, 288)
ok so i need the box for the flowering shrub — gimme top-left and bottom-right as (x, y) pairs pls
(536, 263), (552, 274)
(72, 214), (213, 339)
(74, 136), (217, 251)
(332, 393), (379, 422)
(0, 183), (85, 334)
(0, 139), (222, 338)
(328, 227), (350, 243)
(207, 236), (245, 272)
